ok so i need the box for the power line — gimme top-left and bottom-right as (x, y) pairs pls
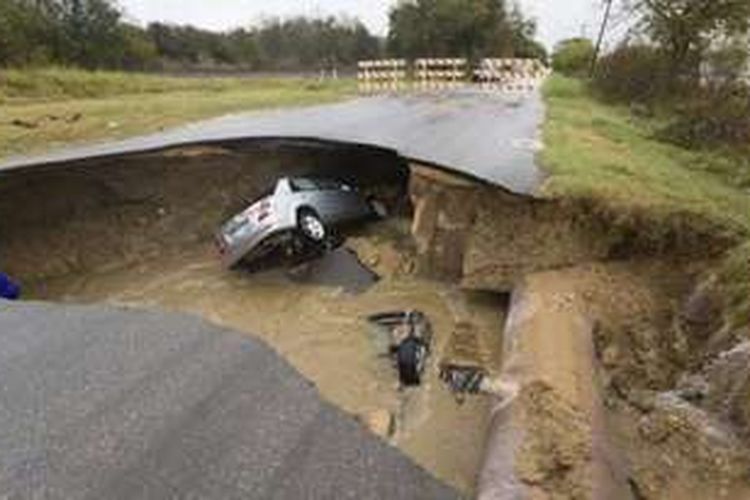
(590, 0), (614, 77)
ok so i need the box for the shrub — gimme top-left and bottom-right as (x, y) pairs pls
(659, 82), (750, 149)
(552, 38), (594, 77)
(592, 44), (671, 104)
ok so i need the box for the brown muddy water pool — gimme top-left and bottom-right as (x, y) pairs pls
(31, 233), (506, 496)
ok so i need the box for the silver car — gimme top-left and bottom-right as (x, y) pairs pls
(217, 177), (375, 268)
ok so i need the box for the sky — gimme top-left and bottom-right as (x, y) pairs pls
(119, 0), (607, 50)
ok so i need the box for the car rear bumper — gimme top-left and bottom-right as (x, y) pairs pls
(217, 224), (292, 269)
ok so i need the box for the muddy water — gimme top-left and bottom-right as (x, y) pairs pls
(32, 237), (505, 496)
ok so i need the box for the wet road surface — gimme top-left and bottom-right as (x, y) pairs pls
(0, 90), (544, 194)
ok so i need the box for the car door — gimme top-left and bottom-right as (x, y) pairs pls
(335, 182), (369, 221)
(310, 179), (344, 223)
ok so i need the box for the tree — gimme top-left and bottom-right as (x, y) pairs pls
(387, 0), (543, 61)
(628, 0), (750, 79)
(0, 0), (60, 66)
(552, 38), (595, 76)
(0, 1), (382, 71)
(56, 0), (125, 68)
(119, 23), (158, 70)
(507, 4), (547, 61)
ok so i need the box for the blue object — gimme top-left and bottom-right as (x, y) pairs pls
(0, 272), (20, 300)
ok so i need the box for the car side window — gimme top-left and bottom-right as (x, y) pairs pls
(290, 178), (318, 192)
(314, 179), (340, 191)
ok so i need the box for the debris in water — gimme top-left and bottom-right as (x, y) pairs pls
(440, 364), (487, 397)
(366, 310), (432, 386)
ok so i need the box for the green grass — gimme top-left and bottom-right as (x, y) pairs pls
(0, 68), (356, 158)
(541, 75), (750, 328)
(541, 75), (750, 237)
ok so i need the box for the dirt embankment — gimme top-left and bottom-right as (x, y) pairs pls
(476, 262), (750, 500)
(408, 164), (728, 293)
(583, 261), (750, 499)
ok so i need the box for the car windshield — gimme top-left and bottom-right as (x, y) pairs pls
(316, 179), (342, 191)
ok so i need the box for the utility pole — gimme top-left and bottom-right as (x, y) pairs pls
(589, 0), (614, 77)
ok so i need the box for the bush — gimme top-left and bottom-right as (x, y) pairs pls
(592, 44), (671, 103)
(659, 83), (750, 149)
(552, 38), (594, 76)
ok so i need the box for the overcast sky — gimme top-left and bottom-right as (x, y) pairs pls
(119, 0), (606, 49)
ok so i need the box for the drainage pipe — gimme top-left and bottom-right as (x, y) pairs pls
(477, 273), (633, 499)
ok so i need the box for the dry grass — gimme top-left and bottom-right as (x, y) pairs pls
(0, 68), (356, 159)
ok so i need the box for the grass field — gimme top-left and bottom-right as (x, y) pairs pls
(541, 75), (750, 237)
(0, 68), (356, 158)
(541, 75), (750, 325)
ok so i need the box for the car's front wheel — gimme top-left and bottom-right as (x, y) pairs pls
(297, 209), (327, 243)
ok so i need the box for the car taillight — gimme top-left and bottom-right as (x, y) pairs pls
(257, 210), (271, 223)
(256, 200), (273, 224)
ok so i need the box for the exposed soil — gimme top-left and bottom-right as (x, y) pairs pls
(30, 218), (506, 497)
(5, 141), (750, 499)
(546, 261), (750, 499)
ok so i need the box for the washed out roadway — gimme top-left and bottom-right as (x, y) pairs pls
(0, 301), (459, 499)
(0, 89), (544, 498)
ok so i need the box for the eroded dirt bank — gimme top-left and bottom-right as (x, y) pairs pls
(485, 262), (750, 499)
(406, 165), (750, 498)
(582, 261), (750, 499)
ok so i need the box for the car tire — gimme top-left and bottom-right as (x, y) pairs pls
(397, 338), (426, 386)
(297, 209), (327, 243)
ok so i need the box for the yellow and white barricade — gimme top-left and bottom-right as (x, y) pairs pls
(414, 58), (467, 91)
(358, 59), (407, 94)
(476, 58), (548, 93)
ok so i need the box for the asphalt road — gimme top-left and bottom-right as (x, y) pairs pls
(0, 301), (459, 500)
(0, 90), (544, 194)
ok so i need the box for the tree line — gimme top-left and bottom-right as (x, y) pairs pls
(0, 0), (546, 71)
(387, 0), (546, 62)
(0, 0), (381, 70)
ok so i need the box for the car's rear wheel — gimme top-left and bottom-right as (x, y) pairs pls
(297, 209), (327, 243)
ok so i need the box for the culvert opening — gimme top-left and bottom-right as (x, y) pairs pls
(1, 140), (510, 496)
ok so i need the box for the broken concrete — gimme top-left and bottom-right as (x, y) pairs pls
(409, 163), (614, 290)
(478, 271), (632, 500)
